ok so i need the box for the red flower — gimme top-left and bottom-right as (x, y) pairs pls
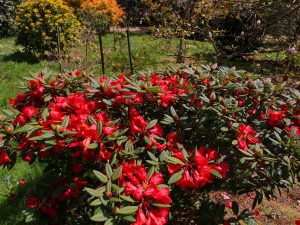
(238, 100), (245, 107)
(74, 177), (88, 190)
(225, 201), (232, 208)
(41, 205), (57, 218)
(167, 148), (228, 189)
(19, 179), (25, 185)
(295, 220), (300, 225)
(9, 193), (17, 200)
(223, 220), (230, 225)
(119, 162), (172, 225)
(268, 109), (285, 127)
(130, 108), (148, 134)
(236, 124), (260, 151)
(26, 197), (39, 208)
(22, 106), (38, 118)
(254, 209), (260, 217)
(0, 151), (12, 166)
(133, 207), (170, 225)
(71, 163), (85, 173)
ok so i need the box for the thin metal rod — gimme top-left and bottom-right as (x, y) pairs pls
(98, 28), (105, 75)
(57, 27), (62, 73)
(125, 0), (133, 74)
(126, 26), (133, 74)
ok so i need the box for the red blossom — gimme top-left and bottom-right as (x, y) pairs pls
(119, 162), (172, 225)
(22, 106), (38, 118)
(0, 151), (12, 166)
(19, 179), (25, 185)
(236, 124), (260, 151)
(26, 197), (39, 208)
(41, 205), (57, 218)
(167, 148), (228, 189)
(268, 109), (285, 127)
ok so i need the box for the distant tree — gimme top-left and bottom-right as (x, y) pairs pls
(142, 0), (206, 63)
(117, 0), (148, 26)
(0, 0), (23, 37)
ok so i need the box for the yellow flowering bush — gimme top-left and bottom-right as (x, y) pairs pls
(16, 0), (81, 55)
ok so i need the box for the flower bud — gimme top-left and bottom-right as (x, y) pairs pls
(254, 148), (263, 158)
(113, 207), (120, 215)
(105, 191), (112, 199)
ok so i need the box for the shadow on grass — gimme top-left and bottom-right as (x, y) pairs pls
(2, 51), (39, 64)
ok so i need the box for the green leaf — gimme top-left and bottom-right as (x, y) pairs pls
(165, 156), (185, 165)
(151, 203), (171, 208)
(159, 150), (169, 162)
(93, 170), (108, 183)
(61, 116), (70, 129)
(181, 149), (189, 161)
(91, 214), (107, 222)
(170, 106), (177, 118)
(168, 169), (184, 184)
(125, 141), (134, 152)
(120, 195), (136, 203)
(112, 166), (123, 181)
(105, 163), (113, 178)
(200, 94), (210, 103)
(146, 160), (159, 166)
(14, 124), (35, 134)
(221, 127), (229, 132)
(147, 166), (155, 181)
(88, 76), (100, 88)
(90, 199), (102, 206)
(232, 140), (238, 145)
(122, 215), (136, 222)
(88, 115), (97, 125)
(119, 206), (139, 215)
(210, 169), (223, 179)
(41, 108), (49, 120)
(146, 119), (158, 130)
(97, 121), (103, 137)
(274, 131), (282, 142)
(147, 151), (158, 162)
(88, 143), (98, 149)
(106, 180), (112, 192)
(29, 132), (54, 141)
(104, 218), (114, 225)
(85, 188), (103, 197)
(144, 135), (152, 145)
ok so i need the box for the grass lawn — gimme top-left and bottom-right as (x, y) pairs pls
(0, 33), (299, 225)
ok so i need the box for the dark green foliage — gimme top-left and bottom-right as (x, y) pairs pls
(0, 0), (23, 37)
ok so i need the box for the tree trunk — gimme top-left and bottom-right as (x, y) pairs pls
(176, 38), (185, 64)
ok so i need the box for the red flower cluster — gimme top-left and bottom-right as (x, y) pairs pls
(236, 124), (260, 151)
(0, 150), (11, 166)
(119, 162), (172, 225)
(267, 109), (285, 127)
(167, 147), (228, 189)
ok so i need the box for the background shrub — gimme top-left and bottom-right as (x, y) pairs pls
(15, 0), (81, 55)
(0, 0), (23, 37)
(79, 0), (124, 25)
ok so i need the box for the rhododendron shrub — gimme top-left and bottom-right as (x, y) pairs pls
(0, 65), (299, 224)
